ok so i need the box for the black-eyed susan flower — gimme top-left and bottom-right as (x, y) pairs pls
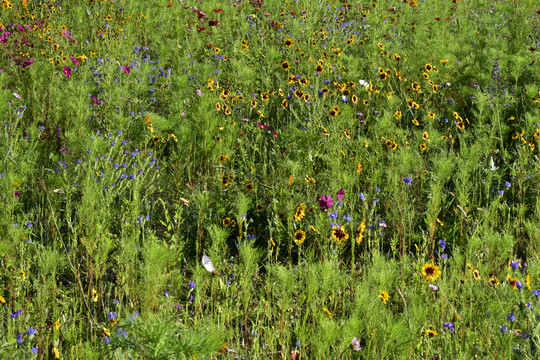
(256, 203), (264, 212)
(394, 109), (402, 119)
(295, 203), (306, 222)
(245, 182), (254, 192)
(425, 63), (433, 72)
(421, 263), (440, 282)
(223, 217), (231, 226)
(456, 120), (465, 130)
(92, 288), (99, 302)
(412, 119), (419, 126)
(420, 143), (427, 151)
(489, 277), (499, 286)
(428, 112), (436, 119)
(293, 230), (306, 244)
(378, 290), (389, 304)
(280, 60), (290, 70)
(219, 154), (228, 162)
(284, 38), (293, 47)
(332, 225), (349, 244)
(281, 99), (288, 108)
(316, 64), (324, 73)
(221, 175), (230, 186)
(423, 132), (430, 142)
(473, 269), (481, 281)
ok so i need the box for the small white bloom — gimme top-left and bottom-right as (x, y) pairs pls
(202, 255), (217, 274)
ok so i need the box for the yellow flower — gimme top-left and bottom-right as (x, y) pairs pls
(323, 307), (333, 318)
(332, 225), (349, 244)
(53, 347), (60, 359)
(55, 319), (60, 330)
(92, 287), (98, 302)
(421, 263), (441, 282)
(294, 203), (306, 222)
(104, 328), (111, 336)
(473, 269), (481, 281)
(293, 230), (306, 244)
(0, 295), (6, 305)
(378, 290), (389, 304)
(21, 269), (26, 279)
(355, 222), (365, 244)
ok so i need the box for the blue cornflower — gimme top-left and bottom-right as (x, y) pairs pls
(533, 289), (540, 297)
(500, 325), (507, 333)
(443, 322), (454, 332)
(403, 177), (413, 184)
(107, 312), (116, 319)
(439, 239), (446, 251)
(17, 333), (22, 344)
(188, 281), (196, 288)
(329, 210), (338, 220)
(27, 326), (37, 335)
(10, 309), (22, 318)
(359, 193), (365, 201)
(507, 313), (516, 322)
(509, 260), (520, 269)
(515, 281), (524, 290)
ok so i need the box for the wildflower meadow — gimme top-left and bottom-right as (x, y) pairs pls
(1, 0), (540, 358)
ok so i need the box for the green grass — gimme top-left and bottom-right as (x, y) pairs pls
(1, 0), (540, 358)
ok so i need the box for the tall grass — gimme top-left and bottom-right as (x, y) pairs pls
(1, 0), (540, 358)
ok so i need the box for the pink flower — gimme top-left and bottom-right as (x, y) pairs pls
(123, 65), (130, 73)
(337, 188), (345, 201)
(70, 56), (80, 66)
(13, 93), (21, 99)
(319, 195), (333, 210)
(428, 284), (438, 291)
(63, 66), (72, 78)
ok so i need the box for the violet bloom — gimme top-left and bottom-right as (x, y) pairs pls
(318, 195), (333, 210)
(337, 188), (345, 201)
(63, 66), (72, 78)
(403, 177), (412, 184)
(123, 65), (130, 73)
(443, 322), (455, 332)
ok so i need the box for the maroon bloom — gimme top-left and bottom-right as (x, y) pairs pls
(14, 191), (21, 198)
(319, 195), (333, 210)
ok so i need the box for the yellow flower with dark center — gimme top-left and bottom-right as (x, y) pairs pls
(423, 132), (430, 142)
(245, 182), (254, 192)
(355, 222), (365, 243)
(231, 219), (236, 227)
(153, 136), (160, 145)
(299, 78), (309, 86)
(394, 53), (401, 62)
(473, 269), (481, 281)
(489, 277), (499, 286)
(223, 217), (231, 227)
(261, 92), (269, 101)
(351, 94), (358, 104)
(288, 74), (297, 83)
(329, 109), (338, 117)
(512, 133), (519, 140)
(377, 42), (384, 50)
(423, 329), (438, 338)
(0, 295), (5, 305)
(280, 60), (290, 70)
(214, 48), (220, 54)
(332, 226), (349, 244)
(92, 288), (98, 302)
(281, 99), (288, 108)
(394, 109), (402, 119)
(256, 203), (264, 212)
(378, 290), (389, 304)
(303, 93), (310, 102)
(215, 103), (221, 111)
(295, 203), (306, 222)
(293, 230), (306, 244)
(440, 59), (449, 65)
(379, 71), (387, 80)
(284, 38), (293, 47)
(224, 106), (232, 116)
(425, 63), (433, 72)
(456, 120), (465, 130)
(428, 112), (436, 119)
(221, 175), (230, 186)
(251, 99), (257, 108)
(421, 263), (440, 282)
(432, 84), (438, 93)
(294, 89), (303, 98)
(420, 143), (427, 152)
(310, 226), (318, 232)
(363, 100), (369, 106)
(219, 154), (228, 162)
(316, 64), (324, 73)
(423, 72), (429, 80)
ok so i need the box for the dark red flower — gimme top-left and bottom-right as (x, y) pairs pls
(209, 20), (219, 26)
(197, 27), (206, 32)
(214, 8), (224, 13)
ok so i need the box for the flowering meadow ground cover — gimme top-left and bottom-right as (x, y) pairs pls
(1, 0), (540, 358)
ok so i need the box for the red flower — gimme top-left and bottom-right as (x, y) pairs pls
(197, 27), (206, 32)
(213, 8), (224, 13)
(209, 20), (219, 26)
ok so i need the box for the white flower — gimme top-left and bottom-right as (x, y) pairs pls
(358, 80), (370, 89)
(202, 255), (217, 274)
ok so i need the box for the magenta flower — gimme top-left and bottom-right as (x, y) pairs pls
(337, 188), (345, 201)
(123, 65), (130, 73)
(63, 66), (71, 78)
(70, 56), (80, 66)
(319, 195), (333, 210)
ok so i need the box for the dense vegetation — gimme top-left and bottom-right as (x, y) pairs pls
(1, 0), (540, 358)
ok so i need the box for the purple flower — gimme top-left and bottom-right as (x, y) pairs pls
(507, 313), (516, 322)
(505, 181), (511, 188)
(439, 240), (446, 251)
(10, 309), (22, 318)
(107, 312), (116, 319)
(27, 326), (37, 335)
(515, 281), (524, 290)
(509, 260), (520, 269)
(500, 325), (507, 333)
(188, 281), (196, 288)
(443, 322), (454, 331)
(164, 290), (169, 297)
(403, 177), (413, 184)
(533, 289), (540, 297)
(63, 66), (72, 78)
(17, 333), (22, 344)
(32, 347), (38, 354)
(103, 337), (111, 343)
(351, 337), (361, 351)
(337, 188), (345, 201)
(189, 295), (194, 301)
(359, 193), (365, 201)
(318, 195), (333, 210)
(112, 300), (119, 305)
(329, 210), (338, 220)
